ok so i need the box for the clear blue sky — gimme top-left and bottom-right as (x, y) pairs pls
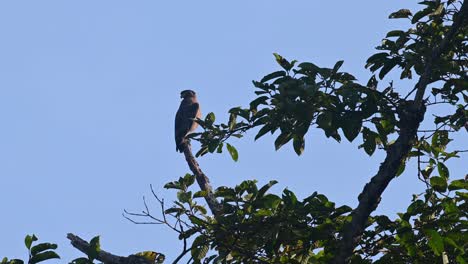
(1, 1), (465, 262)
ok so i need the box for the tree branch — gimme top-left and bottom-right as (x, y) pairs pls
(67, 233), (151, 264)
(405, 1), (468, 104)
(181, 141), (222, 217)
(334, 102), (425, 263)
(333, 2), (468, 263)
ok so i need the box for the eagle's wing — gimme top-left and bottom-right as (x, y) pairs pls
(175, 102), (200, 152)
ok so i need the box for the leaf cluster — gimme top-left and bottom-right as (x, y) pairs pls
(165, 178), (353, 263)
(1, 234), (60, 264)
(358, 180), (467, 264)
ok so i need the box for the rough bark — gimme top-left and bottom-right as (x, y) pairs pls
(333, 2), (468, 263)
(181, 141), (222, 216)
(67, 233), (151, 264)
(333, 102), (425, 264)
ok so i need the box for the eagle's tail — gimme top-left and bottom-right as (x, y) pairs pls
(176, 137), (187, 152)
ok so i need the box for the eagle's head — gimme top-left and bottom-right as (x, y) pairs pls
(180, 90), (196, 99)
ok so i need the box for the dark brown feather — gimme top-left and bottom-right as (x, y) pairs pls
(175, 98), (200, 152)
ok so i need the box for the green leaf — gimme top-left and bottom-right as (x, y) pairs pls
(379, 58), (399, 79)
(258, 180), (278, 197)
(135, 251), (164, 264)
(216, 142), (223, 153)
(177, 191), (192, 203)
(182, 173), (195, 187)
(258, 194), (281, 210)
(448, 179), (467, 191)
(191, 236), (209, 260)
(424, 229), (444, 256)
(205, 112), (215, 126)
(25, 234), (38, 250)
(226, 143), (239, 162)
(336, 72), (357, 82)
(274, 132), (292, 151)
(228, 113), (236, 131)
(360, 127), (377, 156)
(164, 207), (184, 215)
(386, 30), (405, 38)
(430, 3), (444, 17)
(431, 130), (439, 146)
(29, 251), (60, 264)
(282, 189), (297, 206)
(30, 243), (58, 256)
(255, 124), (274, 140)
(8, 260), (24, 264)
(250, 96), (269, 110)
(360, 97), (378, 118)
(374, 215), (392, 226)
(332, 60), (344, 75)
(290, 60), (298, 69)
(87, 236), (100, 261)
(273, 53), (293, 71)
(164, 181), (182, 190)
(189, 216), (206, 226)
(208, 140), (219, 153)
(193, 190), (208, 198)
(388, 9), (412, 19)
(411, 7), (432, 23)
(194, 205), (207, 215)
(442, 200), (459, 214)
(2, 259), (24, 264)
(366, 75), (378, 89)
(298, 62), (321, 78)
(365, 52), (388, 70)
(292, 135), (305, 155)
(407, 200), (424, 215)
(400, 66), (412, 79)
(195, 146), (209, 157)
(260, 71), (286, 83)
(456, 255), (466, 264)
(456, 191), (468, 200)
(341, 112), (362, 142)
(316, 111), (333, 129)
(421, 165), (434, 179)
(430, 176), (448, 192)
(70, 257), (92, 264)
(273, 53), (282, 62)
(437, 162), (449, 179)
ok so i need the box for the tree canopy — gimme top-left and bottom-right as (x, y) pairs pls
(3, 0), (467, 263)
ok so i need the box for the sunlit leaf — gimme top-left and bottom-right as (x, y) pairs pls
(25, 234), (38, 250)
(389, 9), (412, 19)
(226, 143), (239, 162)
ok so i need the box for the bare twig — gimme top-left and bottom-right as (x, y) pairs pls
(123, 193), (190, 234)
(426, 101), (452, 106)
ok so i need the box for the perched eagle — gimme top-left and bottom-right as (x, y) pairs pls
(175, 90), (201, 152)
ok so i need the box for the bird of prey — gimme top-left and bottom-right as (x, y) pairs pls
(175, 90), (201, 152)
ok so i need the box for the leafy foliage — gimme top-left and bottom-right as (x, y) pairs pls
(2, 0), (466, 263)
(162, 176), (353, 263)
(1, 234), (60, 264)
(154, 157), (466, 263)
(358, 182), (467, 263)
(191, 0), (466, 163)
